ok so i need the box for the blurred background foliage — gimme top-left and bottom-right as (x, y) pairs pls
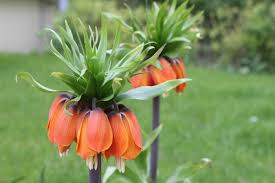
(191, 0), (275, 73)
(55, 0), (275, 73)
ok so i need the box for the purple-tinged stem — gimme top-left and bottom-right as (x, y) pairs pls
(150, 96), (160, 182)
(89, 154), (101, 183)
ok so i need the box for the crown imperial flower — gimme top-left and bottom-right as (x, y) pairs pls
(131, 57), (187, 93)
(105, 105), (142, 172)
(17, 17), (189, 172)
(106, 0), (200, 94)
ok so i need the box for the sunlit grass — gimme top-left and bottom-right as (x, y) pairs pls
(0, 53), (274, 182)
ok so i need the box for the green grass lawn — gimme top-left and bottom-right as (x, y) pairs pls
(0, 53), (274, 183)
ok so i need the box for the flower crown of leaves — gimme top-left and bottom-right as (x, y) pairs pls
(105, 0), (203, 57)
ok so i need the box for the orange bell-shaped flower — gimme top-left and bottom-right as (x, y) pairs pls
(47, 94), (78, 156)
(147, 65), (167, 85)
(159, 57), (177, 81)
(47, 95), (69, 143)
(130, 68), (154, 88)
(106, 106), (142, 173)
(147, 57), (176, 85)
(76, 112), (98, 170)
(171, 58), (187, 93)
(121, 110), (142, 160)
(53, 106), (78, 152)
(76, 108), (113, 170)
(106, 113), (128, 158)
(86, 108), (113, 152)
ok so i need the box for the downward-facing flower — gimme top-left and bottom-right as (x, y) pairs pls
(106, 106), (142, 172)
(76, 108), (113, 170)
(77, 117), (97, 170)
(86, 108), (113, 152)
(148, 57), (177, 85)
(130, 57), (187, 94)
(47, 94), (79, 156)
(170, 58), (187, 93)
(129, 68), (154, 88)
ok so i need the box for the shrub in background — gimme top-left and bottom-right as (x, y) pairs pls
(221, 1), (275, 72)
(190, 0), (275, 72)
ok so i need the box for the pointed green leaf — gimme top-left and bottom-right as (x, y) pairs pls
(107, 24), (121, 70)
(85, 73), (97, 97)
(103, 166), (117, 183)
(51, 72), (86, 95)
(181, 11), (203, 31)
(116, 79), (191, 101)
(133, 46), (165, 73)
(103, 12), (133, 32)
(16, 72), (72, 94)
(168, 36), (191, 44)
(143, 124), (163, 151)
(133, 124), (163, 175)
(166, 166), (185, 183)
(98, 16), (108, 64)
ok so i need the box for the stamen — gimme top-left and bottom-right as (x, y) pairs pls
(86, 157), (94, 170)
(94, 156), (98, 170)
(121, 159), (125, 173)
(115, 158), (125, 173)
(58, 149), (69, 158)
(65, 149), (69, 156)
(59, 152), (63, 158)
(115, 158), (121, 172)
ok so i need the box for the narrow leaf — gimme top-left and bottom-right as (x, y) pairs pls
(97, 16), (108, 64)
(16, 72), (72, 94)
(103, 12), (133, 32)
(51, 72), (86, 95)
(143, 124), (163, 151)
(116, 79), (191, 101)
(103, 166), (117, 183)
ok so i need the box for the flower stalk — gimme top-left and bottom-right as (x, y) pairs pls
(150, 96), (160, 182)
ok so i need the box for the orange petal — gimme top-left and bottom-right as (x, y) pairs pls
(148, 65), (167, 85)
(121, 115), (142, 160)
(176, 83), (186, 93)
(130, 69), (153, 88)
(47, 95), (68, 144)
(106, 113), (128, 157)
(86, 108), (113, 152)
(171, 58), (187, 93)
(159, 57), (176, 80)
(171, 58), (186, 79)
(48, 94), (70, 120)
(53, 107), (77, 146)
(129, 73), (143, 88)
(122, 111), (142, 149)
(75, 111), (87, 142)
(144, 68), (154, 86)
(76, 113), (97, 160)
